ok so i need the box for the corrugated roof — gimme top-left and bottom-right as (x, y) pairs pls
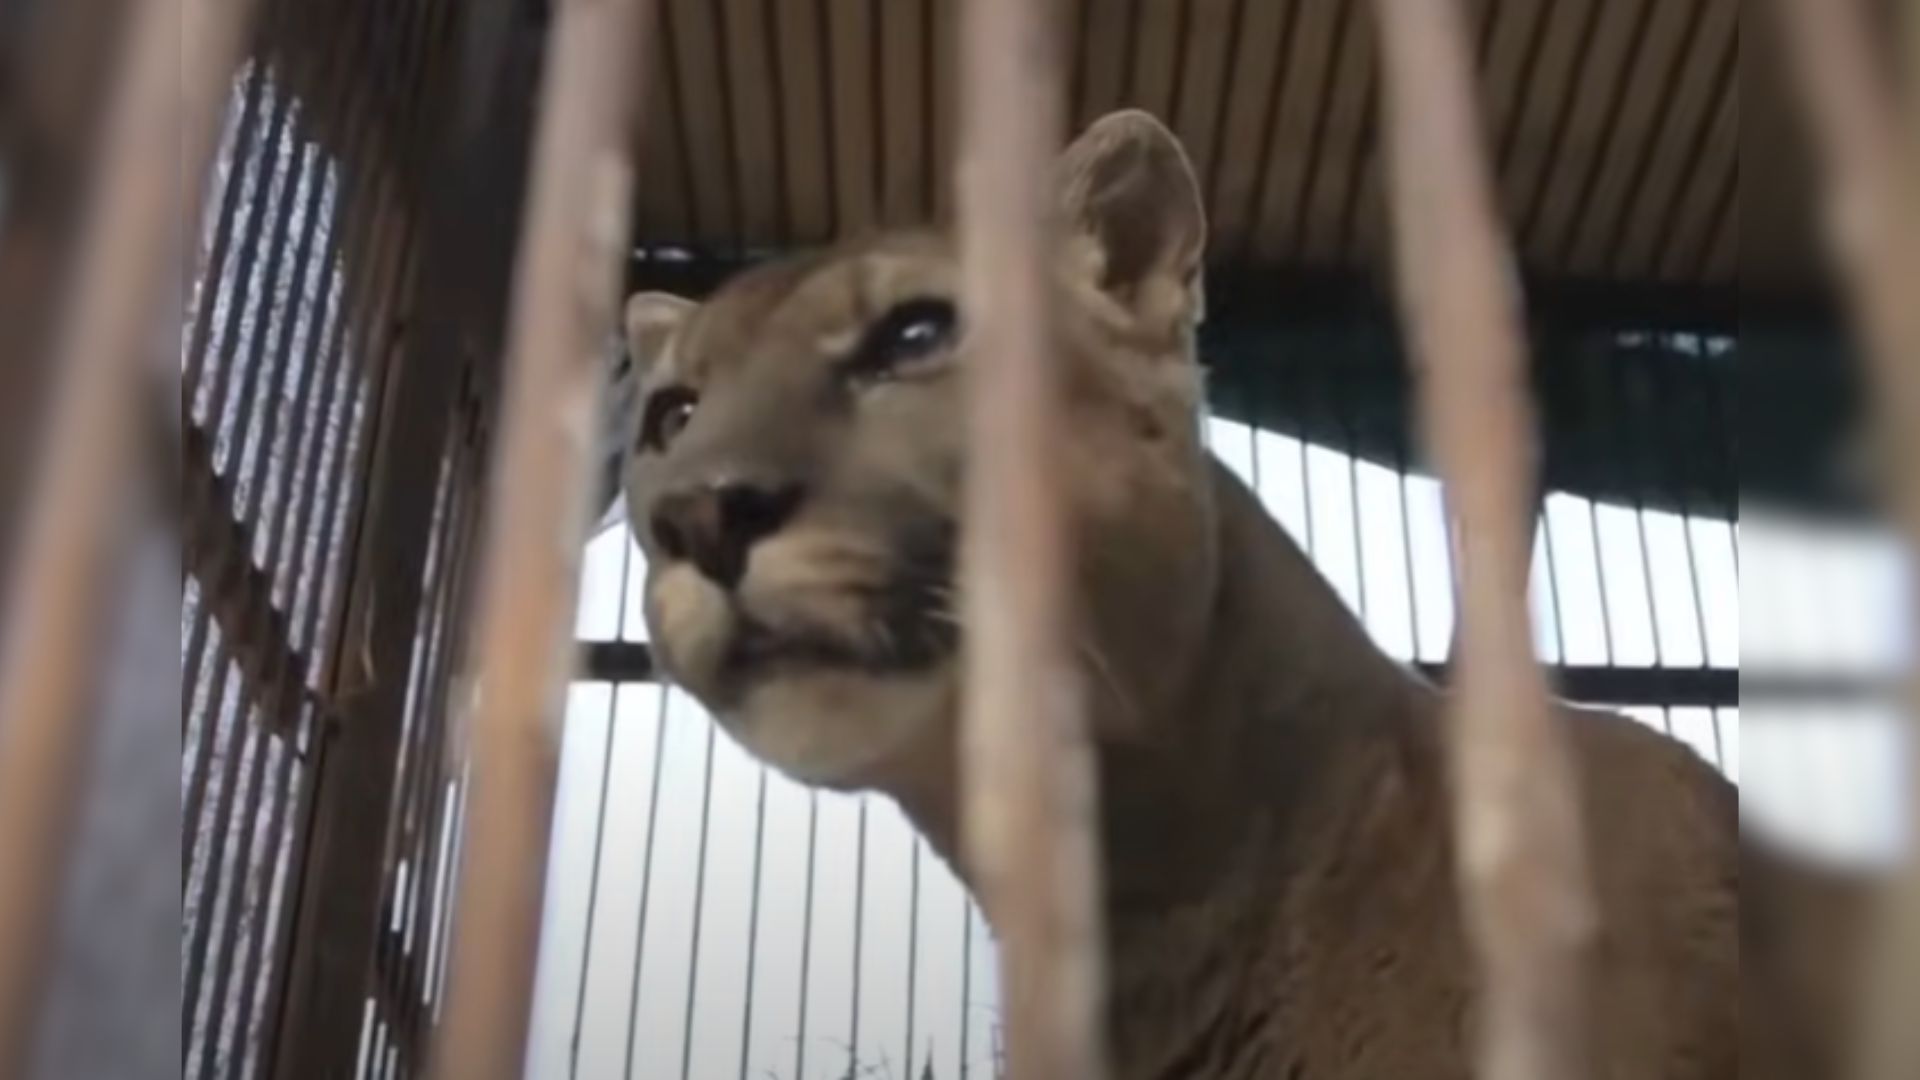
(627, 0), (1771, 294)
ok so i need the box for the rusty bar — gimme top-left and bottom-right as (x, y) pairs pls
(1364, 2), (1597, 1080)
(263, 0), (478, 1072)
(301, 0), (454, 701)
(1767, 3), (1920, 1078)
(214, 0), (460, 1043)
(428, 0), (656, 1075)
(954, 1), (1107, 1079)
(0, 0), (256, 1068)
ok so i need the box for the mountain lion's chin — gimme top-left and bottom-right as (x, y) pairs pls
(718, 665), (956, 789)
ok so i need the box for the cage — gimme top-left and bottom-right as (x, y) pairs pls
(0, 0), (1909, 1077)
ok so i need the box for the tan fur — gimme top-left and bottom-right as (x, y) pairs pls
(607, 111), (1862, 1078)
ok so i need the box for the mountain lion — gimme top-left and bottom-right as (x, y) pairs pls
(597, 111), (1860, 1079)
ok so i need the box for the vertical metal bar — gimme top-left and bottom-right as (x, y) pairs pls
(904, 833), (921, 1075)
(1388, 372), (1425, 658)
(1295, 358), (1318, 558)
(1604, 346), (1671, 669)
(1768, 3), (1920, 1078)
(849, 798), (868, 1069)
(735, 767), (769, 1080)
(1365, 2), (1596, 1080)
(1335, 351), (1372, 627)
(1537, 505), (1569, 663)
(678, 723), (718, 1080)
(955, 0), (1106, 1077)
(1583, 502), (1617, 664)
(1648, 347), (1713, 668)
(958, 899), (972, 1080)
(619, 684), (671, 1080)
(427, 0), (656, 1063)
(565, 686), (621, 1080)
(794, 790), (819, 1080)
(255, 0), (457, 1065)
(0, 0), (257, 1068)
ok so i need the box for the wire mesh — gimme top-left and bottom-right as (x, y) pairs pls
(173, 0), (503, 1075)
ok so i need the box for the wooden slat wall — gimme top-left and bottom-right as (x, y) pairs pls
(622, 0), (1771, 291)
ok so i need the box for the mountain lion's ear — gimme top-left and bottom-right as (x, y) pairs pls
(1056, 110), (1207, 326)
(624, 291), (697, 379)
(592, 292), (696, 535)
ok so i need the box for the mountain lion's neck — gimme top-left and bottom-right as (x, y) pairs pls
(1095, 464), (1434, 912)
(887, 459), (1436, 923)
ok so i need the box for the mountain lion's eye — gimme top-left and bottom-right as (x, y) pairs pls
(640, 386), (698, 452)
(849, 297), (958, 378)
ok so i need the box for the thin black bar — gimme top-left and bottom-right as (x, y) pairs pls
(184, 51), (271, 402)
(711, 0), (745, 250)
(566, 684), (620, 1080)
(570, 539), (636, 1079)
(1583, 492), (1620, 665)
(1615, 23), (1733, 276)
(1652, 342), (1719, 664)
(1605, 339), (1672, 669)
(679, 722), (720, 1079)
(866, 0), (883, 227)
(959, 898), (972, 1080)
(1333, 345), (1371, 627)
(1512, 0), (1605, 245)
(903, 834), (921, 1074)
(396, 432), (480, 1035)
(1491, 0), (1556, 176)
(1593, 0), (1712, 272)
(1514, 0), (1632, 246)
(1232, 0), (1304, 263)
(1544, 0), (1659, 260)
(253, 1), (450, 1058)
(793, 790), (820, 1080)
(735, 767), (770, 1079)
(1282, 0), (1356, 257)
(1199, 0), (1250, 221)
(848, 798), (868, 1073)
(1163, 0), (1195, 125)
(620, 683), (673, 1080)
(1537, 500), (1571, 663)
(761, 0), (794, 244)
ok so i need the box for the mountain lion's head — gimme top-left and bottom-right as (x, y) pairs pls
(601, 111), (1218, 790)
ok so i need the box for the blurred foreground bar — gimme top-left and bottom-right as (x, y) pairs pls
(428, 1), (657, 1077)
(1368, 1), (1597, 1078)
(0, 0), (256, 1071)
(954, 0), (1108, 1078)
(1769, 1), (1920, 1077)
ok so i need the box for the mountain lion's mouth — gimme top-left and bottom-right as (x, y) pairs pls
(709, 519), (959, 688)
(720, 587), (958, 685)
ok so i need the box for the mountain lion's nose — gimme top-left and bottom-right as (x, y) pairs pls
(649, 477), (802, 588)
